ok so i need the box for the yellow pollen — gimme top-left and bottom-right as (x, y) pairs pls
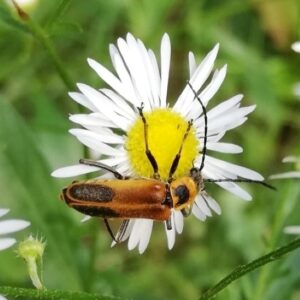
(126, 108), (199, 181)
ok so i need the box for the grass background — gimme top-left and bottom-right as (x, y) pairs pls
(0, 0), (299, 299)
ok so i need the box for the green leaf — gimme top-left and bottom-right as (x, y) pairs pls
(0, 100), (83, 289)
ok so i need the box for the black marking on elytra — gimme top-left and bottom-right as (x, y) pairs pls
(174, 185), (190, 206)
(72, 205), (120, 218)
(70, 184), (115, 202)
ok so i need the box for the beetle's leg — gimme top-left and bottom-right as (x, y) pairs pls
(168, 120), (193, 182)
(115, 220), (130, 243)
(104, 218), (118, 242)
(137, 104), (160, 180)
(165, 218), (172, 230)
(79, 159), (124, 179)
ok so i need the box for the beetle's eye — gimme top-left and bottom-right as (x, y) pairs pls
(174, 185), (190, 207)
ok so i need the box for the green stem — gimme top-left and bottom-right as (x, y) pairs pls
(25, 18), (74, 90)
(199, 237), (300, 300)
(0, 286), (119, 300)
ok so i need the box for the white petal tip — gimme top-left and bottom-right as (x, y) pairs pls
(87, 57), (95, 65)
(213, 43), (220, 53)
(81, 215), (91, 223)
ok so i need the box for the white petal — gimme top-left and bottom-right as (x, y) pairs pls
(206, 94), (243, 120)
(217, 181), (252, 201)
(138, 220), (153, 254)
(148, 49), (161, 106)
(160, 33), (171, 108)
(109, 48), (139, 107)
(69, 113), (117, 129)
(128, 219), (144, 250)
(174, 211), (184, 234)
(174, 44), (219, 114)
(205, 195), (221, 215)
(137, 39), (161, 107)
(284, 226), (300, 234)
(195, 195), (212, 216)
(111, 220), (135, 247)
(202, 162), (237, 182)
(0, 294), (8, 300)
(192, 204), (207, 221)
(206, 142), (243, 153)
(100, 155), (128, 167)
(203, 65), (227, 104)
(282, 156), (300, 163)
(0, 220), (30, 235)
(188, 51), (197, 77)
(0, 238), (16, 250)
(69, 128), (124, 144)
(269, 171), (300, 180)
(51, 164), (100, 178)
(164, 215), (176, 250)
(205, 156), (264, 180)
(87, 58), (132, 102)
(0, 209), (9, 218)
(69, 92), (97, 112)
(117, 35), (152, 110)
(75, 134), (122, 157)
(77, 83), (130, 131)
(187, 66), (228, 120)
(101, 89), (136, 120)
(197, 106), (255, 134)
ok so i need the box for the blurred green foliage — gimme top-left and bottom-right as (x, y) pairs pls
(0, 0), (299, 299)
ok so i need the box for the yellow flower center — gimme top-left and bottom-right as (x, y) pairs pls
(126, 108), (199, 181)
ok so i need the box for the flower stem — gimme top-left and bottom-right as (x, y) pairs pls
(27, 257), (43, 289)
(11, 0), (74, 90)
(0, 286), (118, 300)
(199, 237), (300, 300)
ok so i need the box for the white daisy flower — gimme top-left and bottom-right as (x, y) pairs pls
(0, 208), (30, 251)
(52, 33), (265, 254)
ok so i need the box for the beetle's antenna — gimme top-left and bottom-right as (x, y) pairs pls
(168, 120), (193, 182)
(186, 81), (208, 171)
(79, 159), (124, 179)
(204, 178), (276, 190)
(137, 103), (160, 179)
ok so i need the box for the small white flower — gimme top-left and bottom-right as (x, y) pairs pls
(0, 208), (30, 251)
(269, 156), (300, 180)
(291, 41), (300, 53)
(284, 226), (300, 235)
(270, 156), (300, 235)
(53, 33), (264, 253)
(291, 41), (300, 98)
